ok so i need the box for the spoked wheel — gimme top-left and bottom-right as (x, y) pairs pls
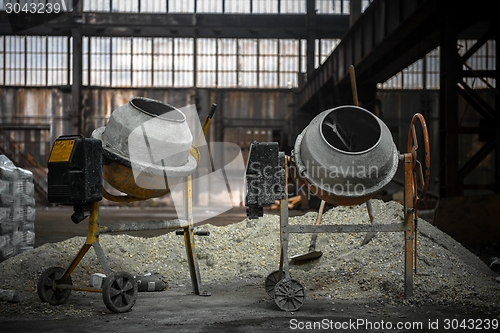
(407, 113), (430, 207)
(273, 278), (305, 312)
(102, 271), (138, 313)
(264, 270), (286, 297)
(37, 266), (72, 305)
(407, 113), (431, 275)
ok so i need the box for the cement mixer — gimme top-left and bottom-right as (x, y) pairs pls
(245, 106), (430, 311)
(38, 98), (215, 313)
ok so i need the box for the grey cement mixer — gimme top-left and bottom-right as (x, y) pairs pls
(245, 105), (430, 312)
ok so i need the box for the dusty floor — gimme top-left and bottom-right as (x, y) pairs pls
(1, 279), (498, 333)
(1, 204), (499, 332)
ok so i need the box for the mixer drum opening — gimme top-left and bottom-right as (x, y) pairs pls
(321, 107), (381, 154)
(292, 105), (399, 206)
(130, 97), (185, 122)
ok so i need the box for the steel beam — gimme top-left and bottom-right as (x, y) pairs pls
(438, 7), (460, 197)
(0, 11), (349, 39)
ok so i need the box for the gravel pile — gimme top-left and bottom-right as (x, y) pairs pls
(0, 200), (499, 318)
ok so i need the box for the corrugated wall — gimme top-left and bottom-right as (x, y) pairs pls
(1, 87), (496, 201)
(0, 87), (295, 166)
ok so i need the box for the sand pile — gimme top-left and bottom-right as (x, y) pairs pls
(0, 200), (498, 317)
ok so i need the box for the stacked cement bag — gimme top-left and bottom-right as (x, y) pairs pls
(0, 155), (36, 262)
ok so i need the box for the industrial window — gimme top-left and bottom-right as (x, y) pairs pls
(197, 38), (300, 88)
(379, 58), (425, 90)
(425, 48), (440, 89)
(315, 39), (340, 68)
(253, 0), (279, 13)
(280, 0), (306, 13)
(315, 0), (372, 14)
(112, 0), (139, 12)
(89, 37), (111, 86)
(218, 39), (238, 87)
(168, 0), (195, 13)
(153, 38), (173, 87)
(132, 38), (153, 87)
(26, 36), (47, 86)
(139, 0), (168, 13)
(82, 36), (88, 86)
(259, 39), (278, 87)
(3, 35), (69, 86)
(153, 38), (194, 88)
(47, 36), (69, 86)
(173, 38), (194, 87)
(300, 39), (307, 73)
(5, 36), (25, 85)
(238, 39), (258, 87)
(197, 38), (218, 87)
(86, 37), (195, 88)
(379, 40), (495, 90)
(279, 39), (300, 88)
(79, 0), (323, 14)
(459, 39), (496, 89)
(224, 0), (251, 13)
(111, 38), (132, 87)
(3, 36), (307, 89)
(84, 0), (111, 12)
(0, 36), (3, 86)
(84, 0), (195, 13)
(196, 0), (223, 13)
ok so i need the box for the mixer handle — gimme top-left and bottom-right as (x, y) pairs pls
(407, 113), (430, 203)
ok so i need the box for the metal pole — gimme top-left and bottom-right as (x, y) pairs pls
(280, 156), (290, 280)
(403, 153), (414, 298)
(182, 175), (203, 295)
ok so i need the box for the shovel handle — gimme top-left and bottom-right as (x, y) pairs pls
(308, 200), (326, 252)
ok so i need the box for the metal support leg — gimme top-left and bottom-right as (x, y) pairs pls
(361, 200), (377, 246)
(182, 175), (205, 295)
(280, 197), (290, 280)
(58, 202), (101, 282)
(403, 153), (415, 298)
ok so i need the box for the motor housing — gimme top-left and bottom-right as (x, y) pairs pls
(47, 135), (102, 223)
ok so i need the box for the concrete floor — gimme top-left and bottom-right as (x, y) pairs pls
(1, 279), (497, 333)
(1, 205), (497, 332)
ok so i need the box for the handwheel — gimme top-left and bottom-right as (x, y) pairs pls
(102, 271), (138, 313)
(37, 266), (72, 305)
(407, 113), (430, 206)
(407, 113), (430, 275)
(264, 270), (286, 297)
(273, 278), (305, 312)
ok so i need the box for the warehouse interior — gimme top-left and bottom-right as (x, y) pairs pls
(0, 0), (499, 331)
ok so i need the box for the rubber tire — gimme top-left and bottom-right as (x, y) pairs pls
(264, 270), (286, 297)
(37, 266), (72, 305)
(102, 271), (138, 313)
(273, 278), (305, 312)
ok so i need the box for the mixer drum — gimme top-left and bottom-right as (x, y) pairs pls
(92, 97), (197, 199)
(292, 105), (398, 206)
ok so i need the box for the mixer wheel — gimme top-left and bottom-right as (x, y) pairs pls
(37, 266), (72, 305)
(273, 278), (305, 312)
(265, 270), (287, 297)
(102, 271), (138, 313)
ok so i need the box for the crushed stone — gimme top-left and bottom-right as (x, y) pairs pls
(0, 200), (498, 318)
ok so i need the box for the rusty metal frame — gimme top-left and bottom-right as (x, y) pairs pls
(52, 174), (205, 296)
(276, 113), (430, 302)
(277, 152), (417, 299)
(49, 105), (219, 297)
